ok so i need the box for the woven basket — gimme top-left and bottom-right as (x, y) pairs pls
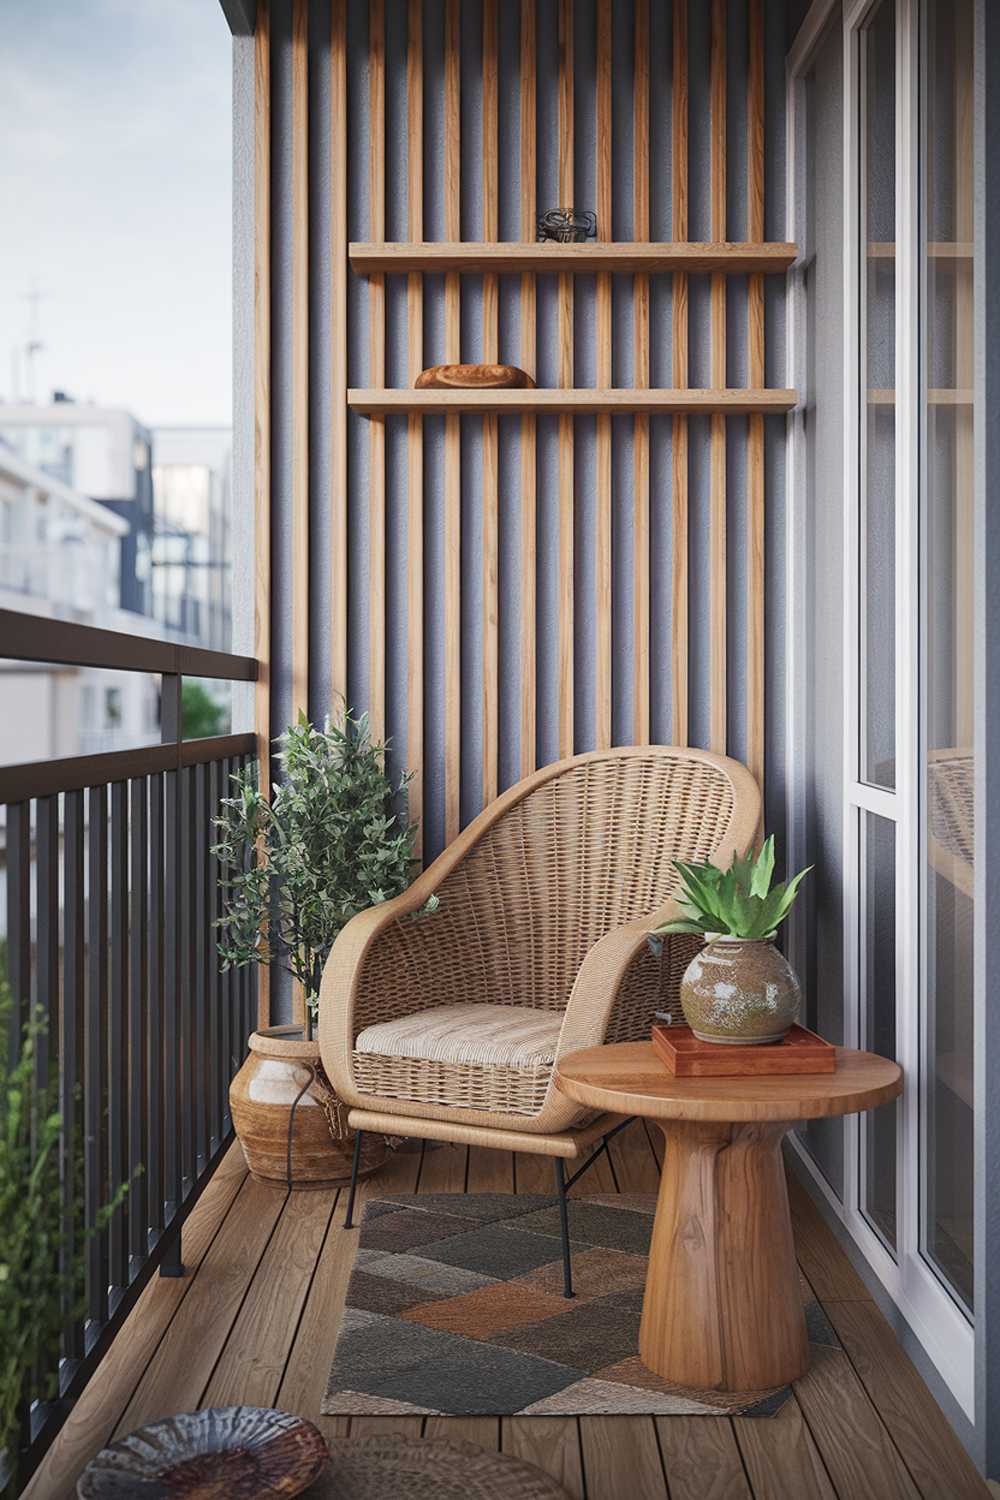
(323, 1437), (571, 1500)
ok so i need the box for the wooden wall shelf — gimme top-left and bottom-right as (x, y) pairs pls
(348, 388), (798, 416)
(349, 241), (798, 276)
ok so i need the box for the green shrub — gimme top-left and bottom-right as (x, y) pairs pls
(213, 709), (427, 1040)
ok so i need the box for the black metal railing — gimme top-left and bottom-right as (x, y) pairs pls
(0, 609), (259, 1494)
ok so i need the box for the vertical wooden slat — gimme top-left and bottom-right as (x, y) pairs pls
(595, 0), (612, 752)
(709, 0), (727, 755)
(86, 784), (109, 1325)
(407, 0), (424, 855)
(444, 0), (462, 839)
(519, 0), (537, 777)
(63, 789), (86, 1360)
(108, 781), (128, 1294)
(557, 0), (574, 758)
(147, 772), (164, 1238)
(747, 0), (765, 789)
(368, 0), (386, 743)
(482, 0), (499, 804)
(206, 759), (222, 1151)
(254, 0), (271, 1028)
(292, 0), (309, 729)
(632, 0), (650, 745)
(331, 0), (348, 708)
(128, 777), (148, 1276)
(671, 0), (689, 747)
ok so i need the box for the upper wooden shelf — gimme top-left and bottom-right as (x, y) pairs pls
(349, 241), (799, 276)
(348, 388), (798, 416)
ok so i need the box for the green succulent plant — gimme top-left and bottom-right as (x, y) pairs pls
(653, 836), (811, 942)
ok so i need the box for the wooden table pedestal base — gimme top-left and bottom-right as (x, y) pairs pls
(639, 1119), (809, 1392)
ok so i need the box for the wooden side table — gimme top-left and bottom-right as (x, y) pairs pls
(554, 1042), (902, 1393)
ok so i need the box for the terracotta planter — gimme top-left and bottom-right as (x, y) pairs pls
(229, 1025), (386, 1188)
(679, 935), (801, 1045)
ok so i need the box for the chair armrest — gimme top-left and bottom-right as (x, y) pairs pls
(554, 899), (692, 1061)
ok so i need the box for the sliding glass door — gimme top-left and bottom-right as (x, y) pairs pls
(788, 0), (980, 1418)
(920, 0), (975, 1316)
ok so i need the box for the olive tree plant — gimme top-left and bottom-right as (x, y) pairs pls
(214, 710), (426, 1040)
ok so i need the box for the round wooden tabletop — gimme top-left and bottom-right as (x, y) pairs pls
(554, 1042), (902, 1123)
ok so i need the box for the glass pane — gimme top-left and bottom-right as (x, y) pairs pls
(862, 813), (897, 1249)
(796, 9), (847, 1199)
(861, 0), (896, 789)
(921, 0), (975, 1314)
(0, 7), (233, 651)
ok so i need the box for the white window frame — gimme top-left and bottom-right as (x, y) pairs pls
(785, 0), (975, 1420)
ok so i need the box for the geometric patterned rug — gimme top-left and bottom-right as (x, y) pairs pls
(323, 1193), (842, 1418)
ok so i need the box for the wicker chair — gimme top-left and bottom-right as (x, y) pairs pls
(319, 745), (760, 1294)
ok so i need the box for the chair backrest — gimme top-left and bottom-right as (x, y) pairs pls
(429, 746), (756, 1013)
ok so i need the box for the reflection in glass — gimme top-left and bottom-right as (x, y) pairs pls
(861, 0), (896, 789)
(862, 813), (896, 1249)
(922, 0), (974, 1313)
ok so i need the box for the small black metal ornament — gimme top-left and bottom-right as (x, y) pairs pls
(537, 208), (597, 243)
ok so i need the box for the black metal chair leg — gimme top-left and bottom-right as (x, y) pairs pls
(344, 1129), (364, 1229)
(554, 1158), (575, 1298)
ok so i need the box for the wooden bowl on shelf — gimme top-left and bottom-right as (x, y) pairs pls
(415, 362), (535, 390)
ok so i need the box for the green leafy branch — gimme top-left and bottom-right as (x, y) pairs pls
(213, 708), (429, 1039)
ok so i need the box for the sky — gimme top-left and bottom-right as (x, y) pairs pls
(0, 0), (232, 428)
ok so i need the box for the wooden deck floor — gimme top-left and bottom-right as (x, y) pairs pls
(25, 1122), (989, 1500)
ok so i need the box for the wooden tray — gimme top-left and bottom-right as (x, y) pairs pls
(651, 1023), (837, 1077)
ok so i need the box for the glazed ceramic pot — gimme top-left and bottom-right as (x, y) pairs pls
(229, 1024), (386, 1188)
(679, 935), (801, 1045)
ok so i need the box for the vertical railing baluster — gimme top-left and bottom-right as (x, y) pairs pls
(179, 766), (196, 1195)
(148, 773), (164, 1240)
(163, 766), (181, 1221)
(207, 757), (222, 1151)
(108, 782), (128, 1300)
(63, 790), (86, 1363)
(128, 777), (148, 1273)
(219, 757), (233, 1127)
(5, 801), (31, 1060)
(193, 763), (208, 1173)
(36, 795), (60, 1096)
(86, 784), (109, 1327)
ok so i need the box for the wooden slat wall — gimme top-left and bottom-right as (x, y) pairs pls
(256, 0), (782, 908)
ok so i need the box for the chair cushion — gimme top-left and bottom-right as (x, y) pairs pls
(354, 1003), (562, 1072)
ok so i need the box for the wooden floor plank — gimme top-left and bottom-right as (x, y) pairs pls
(786, 1174), (874, 1302)
(825, 1300), (990, 1500)
(425, 1415), (501, 1449)
(580, 1415), (669, 1499)
(276, 1147), (421, 1433)
(503, 1417), (585, 1500)
(655, 1417), (752, 1500)
(467, 1145), (514, 1193)
(349, 1415), (425, 1437)
(733, 1396), (837, 1500)
(200, 1185), (337, 1408)
(792, 1344), (921, 1499)
(22, 1143), (249, 1500)
(416, 1140), (468, 1194)
(514, 1150), (558, 1196)
(112, 1175), (288, 1435)
(607, 1118), (661, 1194)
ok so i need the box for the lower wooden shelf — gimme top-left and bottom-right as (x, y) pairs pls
(348, 387), (798, 416)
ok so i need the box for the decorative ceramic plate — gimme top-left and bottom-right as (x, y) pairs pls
(77, 1407), (328, 1499)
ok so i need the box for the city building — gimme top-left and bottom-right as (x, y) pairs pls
(151, 424), (232, 652)
(0, 394), (155, 617)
